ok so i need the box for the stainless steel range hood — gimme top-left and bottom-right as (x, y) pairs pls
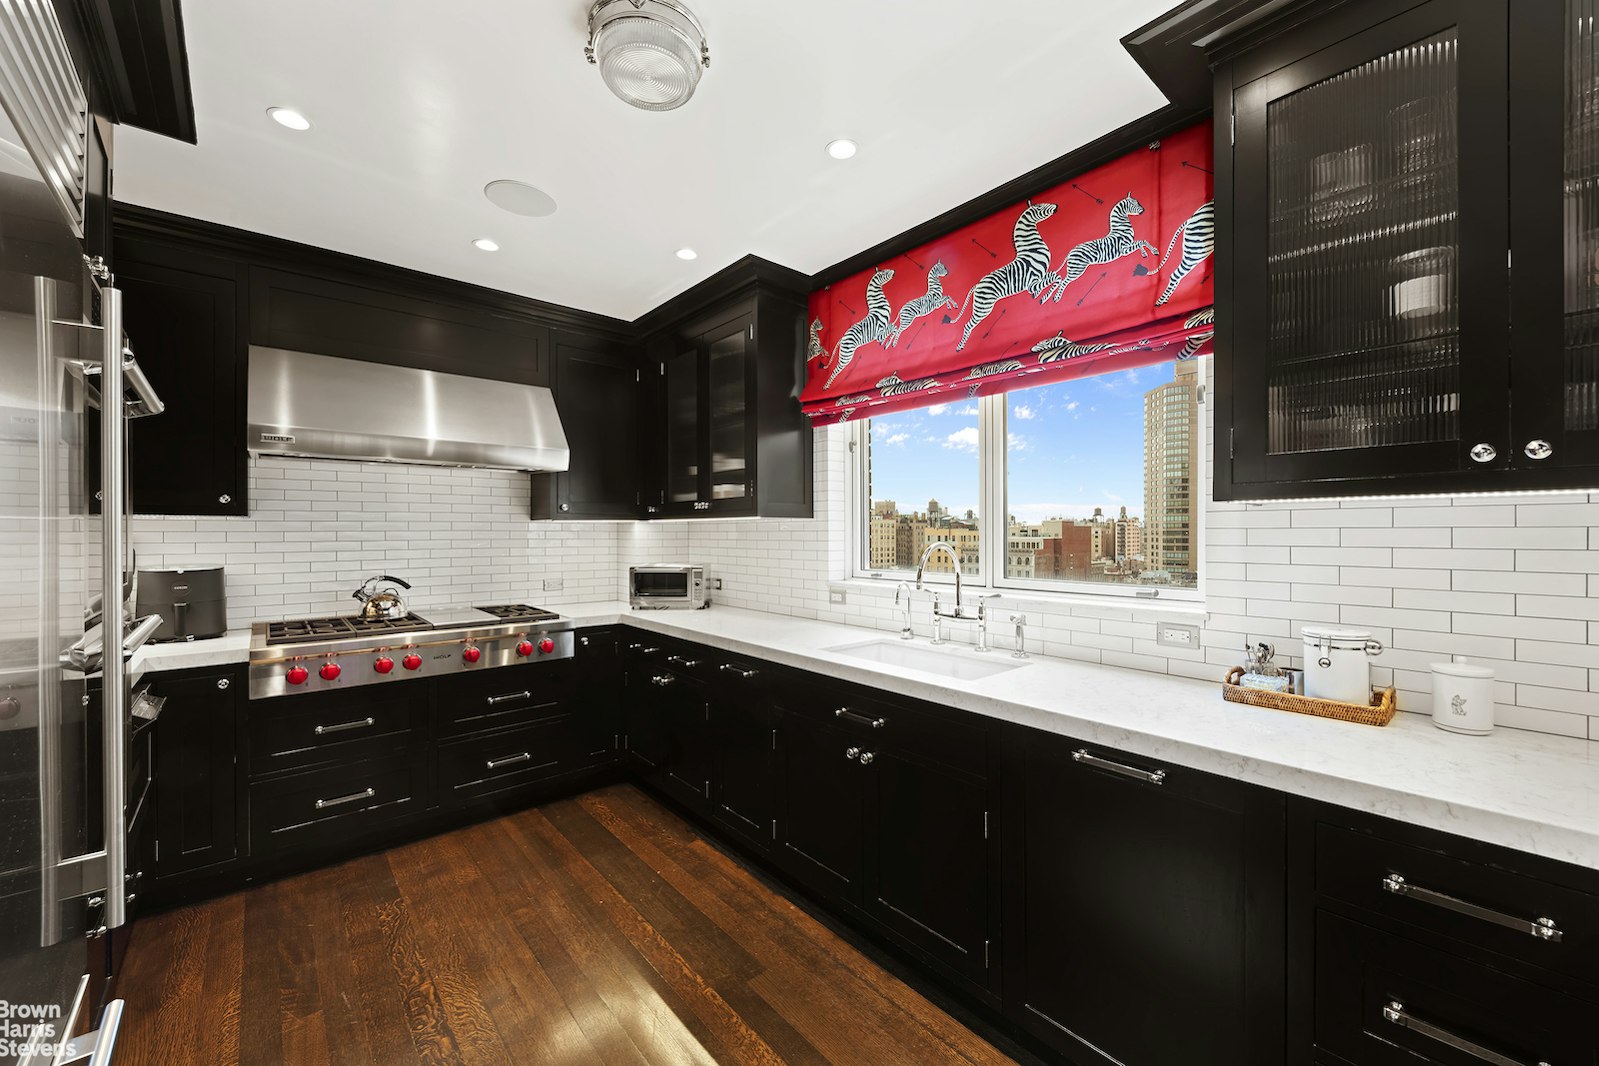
(247, 347), (569, 471)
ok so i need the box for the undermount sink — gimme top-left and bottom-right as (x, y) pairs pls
(823, 638), (1028, 681)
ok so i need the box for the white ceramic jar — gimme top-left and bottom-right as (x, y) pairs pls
(1301, 626), (1384, 704)
(1431, 661), (1496, 735)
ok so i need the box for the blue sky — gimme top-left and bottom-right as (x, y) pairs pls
(868, 362), (1171, 523)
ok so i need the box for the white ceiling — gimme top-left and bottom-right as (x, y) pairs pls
(114, 1), (1175, 321)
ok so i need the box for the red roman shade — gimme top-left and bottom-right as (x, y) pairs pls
(801, 121), (1214, 422)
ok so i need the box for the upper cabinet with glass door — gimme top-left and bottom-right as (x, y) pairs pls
(1213, 0), (1599, 496)
(642, 280), (813, 519)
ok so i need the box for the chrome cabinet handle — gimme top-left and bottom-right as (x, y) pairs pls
(218, 493), (231, 504)
(719, 664), (758, 678)
(1469, 443), (1498, 463)
(1072, 749), (1166, 785)
(628, 643), (661, 653)
(1382, 874), (1563, 942)
(314, 716), (375, 735)
(651, 674), (677, 687)
(1524, 439), (1554, 460)
(216, 677), (230, 690)
(486, 690), (531, 707)
(667, 655), (701, 667)
(858, 751), (875, 765)
(845, 746), (861, 760)
(315, 786), (375, 810)
(1382, 1001), (1550, 1066)
(486, 752), (532, 770)
(835, 706), (887, 729)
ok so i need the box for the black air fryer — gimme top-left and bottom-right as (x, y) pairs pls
(135, 567), (227, 642)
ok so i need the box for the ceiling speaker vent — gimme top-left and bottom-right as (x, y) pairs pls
(585, 0), (709, 112)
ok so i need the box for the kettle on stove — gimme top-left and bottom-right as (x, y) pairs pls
(353, 574), (412, 621)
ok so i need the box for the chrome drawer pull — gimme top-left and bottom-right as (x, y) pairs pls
(834, 706), (887, 729)
(719, 664), (758, 678)
(486, 752), (532, 770)
(1072, 749), (1166, 785)
(667, 655), (701, 667)
(1382, 1001), (1551, 1066)
(486, 690), (532, 707)
(314, 786), (375, 810)
(314, 716), (375, 735)
(651, 674), (677, 687)
(1382, 874), (1563, 942)
(628, 644), (661, 654)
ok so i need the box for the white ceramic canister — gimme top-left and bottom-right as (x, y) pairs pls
(1431, 661), (1496, 735)
(1301, 626), (1384, 703)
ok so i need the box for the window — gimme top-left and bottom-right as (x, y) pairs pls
(851, 358), (1205, 600)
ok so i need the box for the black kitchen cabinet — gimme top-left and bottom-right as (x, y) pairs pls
(531, 335), (644, 519)
(151, 667), (240, 876)
(707, 657), (775, 851)
(1001, 726), (1286, 1066)
(1215, 0), (1599, 497)
(654, 667), (713, 809)
(571, 629), (624, 766)
(621, 639), (670, 772)
(641, 261), (813, 519)
(771, 703), (868, 906)
(104, 244), (247, 515)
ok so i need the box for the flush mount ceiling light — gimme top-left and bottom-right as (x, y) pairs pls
(675, 247), (697, 260)
(585, 0), (710, 112)
(826, 138), (858, 160)
(472, 237), (500, 252)
(483, 179), (558, 217)
(266, 107), (311, 130)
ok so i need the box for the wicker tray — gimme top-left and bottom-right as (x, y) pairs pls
(1222, 666), (1396, 727)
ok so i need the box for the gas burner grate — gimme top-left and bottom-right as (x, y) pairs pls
(264, 612), (428, 646)
(475, 603), (561, 623)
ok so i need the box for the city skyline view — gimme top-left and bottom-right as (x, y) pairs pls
(866, 361), (1175, 525)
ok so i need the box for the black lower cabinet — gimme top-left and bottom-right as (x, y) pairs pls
(656, 671), (712, 809)
(865, 745), (995, 993)
(772, 706), (868, 906)
(151, 667), (240, 877)
(572, 629), (624, 766)
(1000, 726), (1287, 1066)
(707, 660), (774, 850)
(621, 640), (669, 772)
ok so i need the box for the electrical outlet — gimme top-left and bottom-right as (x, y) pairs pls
(1157, 623), (1199, 648)
(829, 587), (848, 605)
(542, 578), (564, 592)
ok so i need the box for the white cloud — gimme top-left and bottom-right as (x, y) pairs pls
(1103, 490), (1125, 503)
(1012, 404), (1036, 420)
(1007, 432), (1029, 451)
(957, 404), (979, 416)
(883, 432), (909, 446)
(1065, 400), (1080, 412)
(943, 427), (980, 452)
(929, 403), (978, 416)
(927, 404), (949, 415)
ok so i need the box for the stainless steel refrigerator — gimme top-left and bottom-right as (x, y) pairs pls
(0, 3), (163, 1062)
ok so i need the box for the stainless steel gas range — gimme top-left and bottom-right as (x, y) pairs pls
(248, 603), (575, 699)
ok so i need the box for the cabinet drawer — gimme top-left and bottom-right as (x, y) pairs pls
(248, 757), (426, 855)
(247, 689), (426, 773)
(1316, 822), (1599, 984)
(436, 665), (571, 738)
(438, 717), (582, 804)
(802, 684), (988, 779)
(1314, 910), (1594, 1066)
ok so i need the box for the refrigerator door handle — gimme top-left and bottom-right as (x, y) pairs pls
(98, 284), (127, 931)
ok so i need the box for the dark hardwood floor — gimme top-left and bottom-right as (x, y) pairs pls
(114, 783), (1019, 1065)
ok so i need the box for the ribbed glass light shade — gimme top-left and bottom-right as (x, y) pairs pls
(590, 4), (706, 112)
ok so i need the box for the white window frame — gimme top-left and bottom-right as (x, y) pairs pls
(847, 359), (1207, 604)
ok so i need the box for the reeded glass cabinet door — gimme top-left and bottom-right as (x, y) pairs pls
(1229, 0), (1509, 492)
(664, 347), (700, 504)
(706, 318), (751, 503)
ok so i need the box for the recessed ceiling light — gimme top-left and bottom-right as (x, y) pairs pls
(267, 107), (311, 131)
(826, 138), (857, 160)
(472, 238), (500, 252)
(675, 248), (698, 261)
(483, 179), (557, 218)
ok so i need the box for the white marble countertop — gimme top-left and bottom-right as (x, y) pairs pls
(136, 601), (1599, 871)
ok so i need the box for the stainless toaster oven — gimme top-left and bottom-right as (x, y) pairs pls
(629, 565), (708, 610)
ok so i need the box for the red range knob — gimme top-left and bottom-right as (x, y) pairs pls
(402, 653), (422, 671)
(515, 640), (534, 657)
(374, 656), (394, 674)
(319, 661), (342, 681)
(462, 645), (482, 664)
(538, 637), (555, 655)
(286, 665), (310, 685)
